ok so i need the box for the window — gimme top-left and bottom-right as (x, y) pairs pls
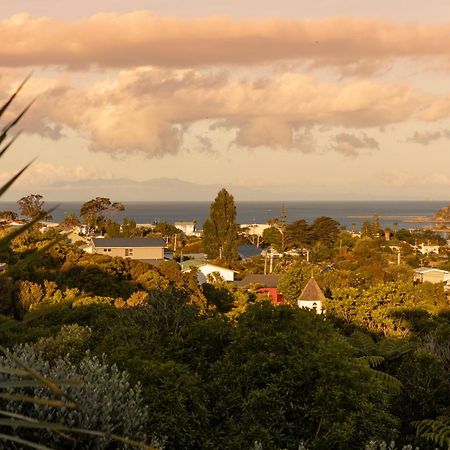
(125, 248), (134, 257)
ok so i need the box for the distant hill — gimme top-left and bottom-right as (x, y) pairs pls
(433, 205), (450, 220)
(2, 177), (289, 202)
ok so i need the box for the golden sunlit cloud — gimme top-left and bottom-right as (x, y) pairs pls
(0, 68), (430, 157)
(1, 12), (450, 70)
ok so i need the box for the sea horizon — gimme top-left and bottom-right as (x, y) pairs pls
(1, 200), (448, 230)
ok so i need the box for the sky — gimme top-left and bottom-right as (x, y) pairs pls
(1, 0), (450, 201)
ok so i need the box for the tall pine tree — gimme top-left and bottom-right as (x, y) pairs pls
(203, 189), (238, 263)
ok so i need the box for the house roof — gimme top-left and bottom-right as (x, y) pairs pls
(298, 278), (326, 302)
(92, 238), (166, 248)
(238, 245), (264, 259)
(180, 259), (237, 273)
(414, 267), (449, 274)
(235, 274), (280, 288)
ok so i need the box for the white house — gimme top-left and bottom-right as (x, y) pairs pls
(413, 267), (450, 285)
(297, 278), (326, 314)
(181, 259), (237, 284)
(175, 221), (197, 236)
(417, 243), (440, 255)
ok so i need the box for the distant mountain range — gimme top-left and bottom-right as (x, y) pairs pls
(3, 177), (292, 201)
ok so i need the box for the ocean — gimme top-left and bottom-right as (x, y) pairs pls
(0, 201), (448, 230)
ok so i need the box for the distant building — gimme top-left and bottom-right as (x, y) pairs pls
(174, 221), (197, 236)
(235, 274), (283, 304)
(298, 278), (326, 314)
(416, 243), (440, 255)
(181, 259), (237, 284)
(91, 238), (166, 261)
(240, 223), (271, 237)
(413, 267), (450, 285)
(0, 262), (8, 273)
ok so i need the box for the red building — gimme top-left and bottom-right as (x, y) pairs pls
(235, 274), (284, 304)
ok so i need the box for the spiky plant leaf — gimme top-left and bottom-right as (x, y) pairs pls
(0, 205), (56, 253)
(0, 393), (77, 409)
(0, 432), (53, 450)
(0, 73), (32, 118)
(0, 419), (157, 449)
(0, 159), (34, 198)
(0, 99), (35, 147)
(0, 131), (21, 159)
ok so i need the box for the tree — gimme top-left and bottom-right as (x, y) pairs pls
(80, 197), (124, 230)
(59, 213), (80, 229)
(203, 189), (238, 262)
(17, 194), (51, 221)
(262, 226), (282, 251)
(285, 219), (310, 249)
(0, 210), (18, 221)
(310, 216), (340, 246)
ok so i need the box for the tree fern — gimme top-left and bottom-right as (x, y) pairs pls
(414, 416), (450, 449)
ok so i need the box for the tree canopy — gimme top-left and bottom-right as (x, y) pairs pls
(17, 194), (52, 221)
(203, 188), (238, 262)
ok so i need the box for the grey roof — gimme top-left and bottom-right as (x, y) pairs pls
(235, 274), (280, 288)
(92, 238), (166, 248)
(298, 278), (326, 302)
(238, 245), (264, 259)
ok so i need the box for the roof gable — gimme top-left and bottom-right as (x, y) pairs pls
(298, 278), (326, 302)
(92, 238), (166, 248)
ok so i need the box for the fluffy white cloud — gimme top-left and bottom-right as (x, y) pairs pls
(0, 69), (429, 157)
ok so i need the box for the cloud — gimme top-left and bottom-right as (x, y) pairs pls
(405, 129), (450, 145)
(331, 132), (379, 156)
(0, 68), (428, 157)
(2, 13), (450, 70)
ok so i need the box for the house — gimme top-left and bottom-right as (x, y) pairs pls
(0, 262), (8, 273)
(174, 221), (197, 236)
(413, 267), (450, 285)
(181, 259), (237, 284)
(238, 244), (264, 261)
(298, 278), (326, 314)
(91, 238), (166, 261)
(240, 223), (271, 237)
(416, 243), (440, 255)
(235, 274), (283, 304)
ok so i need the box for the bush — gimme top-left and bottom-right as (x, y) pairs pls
(0, 345), (149, 448)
